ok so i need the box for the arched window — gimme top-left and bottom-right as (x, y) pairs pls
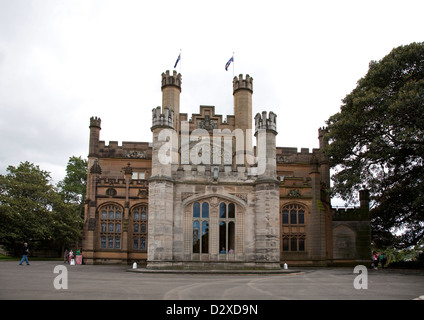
(219, 202), (236, 254)
(281, 204), (306, 252)
(99, 204), (122, 249)
(132, 204), (148, 251)
(282, 204), (305, 225)
(192, 202), (209, 254)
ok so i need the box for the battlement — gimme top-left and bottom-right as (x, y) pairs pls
(233, 74), (253, 93)
(151, 106), (174, 130)
(276, 147), (323, 165)
(254, 111), (277, 134)
(318, 126), (328, 137)
(161, 70), (182, 90)
(96, 141), (152, 159)
(332, 207), (370, 221)
(90, 116), (101, 128)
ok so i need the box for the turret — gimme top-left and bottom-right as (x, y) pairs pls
(359, 189), (370, 211)
(318, 126), (328, 149)
(253, 110), (280, 268)
(233, 74), (253, 166)
(150, 106), (176, 178)
(88, 117), (101, 157)
(161, 70), (181, 133)
(254, 111), (278, 178)
(151, 106), (174, 131)
(233, 74), (253, 134)
(318, 126), (330, 189)
(148, 98), (176, 267)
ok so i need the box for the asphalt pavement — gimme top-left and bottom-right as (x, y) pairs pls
(1, 260), (423, 300)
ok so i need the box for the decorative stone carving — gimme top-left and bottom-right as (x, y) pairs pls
(88, 218), (96, 231)
(181, 192), (195, 201)
(124, 151), (147, 159)
(209, 196), (219, 208)
(124, 162), (133, 175)
(106, 188), (117, 197)
(231, 193), (248, 203)
(277, 155), (288, 163)
(90, 160), (102, 174)
(288, 189), (301, 197)
(197, 115), (218, 130)
(138, 189), (148, 198)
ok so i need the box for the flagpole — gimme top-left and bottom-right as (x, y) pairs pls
(232, 52), (235, 77)
(180, 49), (182, 74)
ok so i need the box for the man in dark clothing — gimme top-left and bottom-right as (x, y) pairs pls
(18, 242), (30, 265)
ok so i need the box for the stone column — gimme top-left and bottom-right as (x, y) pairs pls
(253, 111), (280, 269)
(147, 108), (176, 269)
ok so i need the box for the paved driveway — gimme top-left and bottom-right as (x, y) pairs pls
(1, 261), (423, 300)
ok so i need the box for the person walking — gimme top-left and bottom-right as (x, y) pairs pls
(380, 252), (387, 269)
(64, 249), (69, 263)
(372, 251), (379, 270)
(18, 242), (30, 265)
(68, 249), (74, 263)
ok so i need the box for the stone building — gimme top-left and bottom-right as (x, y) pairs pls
(82, 70), (370, 268)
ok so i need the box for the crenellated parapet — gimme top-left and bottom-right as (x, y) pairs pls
(151, 106), (174, 130)
(90, 116), (101, 128)
(318, 126), (329, 149)
(233, 74), (253, 94)
(254, 111), (277, 135)
(161, 70), (182, 91)
(318, 126), (328, 137)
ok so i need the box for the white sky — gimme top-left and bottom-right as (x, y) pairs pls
(0, 0), (423, 199)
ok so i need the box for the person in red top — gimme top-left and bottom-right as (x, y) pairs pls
(372, 251), (379, 270)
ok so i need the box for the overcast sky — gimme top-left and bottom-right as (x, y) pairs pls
(0, 0), (423, 198)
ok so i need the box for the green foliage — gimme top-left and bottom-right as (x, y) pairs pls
(57, 156), (87, 220)
(0, 157), (86, 256)
(0, 162), (56, 254)
(57, 156), (87, 205)
(324, 42), (424, 248)
(377, 241), (424, 268)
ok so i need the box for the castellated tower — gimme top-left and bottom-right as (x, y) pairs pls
(81, 69), (369, 268)
(253, 111), (280, 268)
(233, 74), (253, 165)
(88, 116), (101, 157)
(161, 70), (182, 134)
(233, 74), (252, 132)
(147, 106), (176, 268)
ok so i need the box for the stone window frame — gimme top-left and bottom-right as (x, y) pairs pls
(192, 201), (210, 254)
(183, 195), (245, 260)
(282, 203), (305, 225)
(99, 203), (123, 250)
(282, 236), (306, 252)
(131, 203), (148, 252)
(218, 202), (236, 254)
(281, 203), (307, 252)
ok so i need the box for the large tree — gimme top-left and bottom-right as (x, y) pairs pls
(57, 156), (87, 215)
(55, 156), (87, 250)
(324, 42), (424, 248)
(0, 162), (57, 254)
(0, 160), (84, 256)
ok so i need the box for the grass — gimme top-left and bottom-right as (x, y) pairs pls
(0, 254), (62, 261)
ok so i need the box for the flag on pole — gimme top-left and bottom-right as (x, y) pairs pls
(225, 55), (234, 71)
(174, 52), (181, 69)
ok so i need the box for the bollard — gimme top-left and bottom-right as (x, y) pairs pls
(283, 263), (288, 270)
(132, 262), (137, 269)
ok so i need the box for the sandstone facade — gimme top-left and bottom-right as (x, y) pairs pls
(82, 71), (370, 267)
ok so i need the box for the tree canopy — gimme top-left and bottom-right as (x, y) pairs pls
(324, 42), (424, 248)
(0, 158), (86, 256)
